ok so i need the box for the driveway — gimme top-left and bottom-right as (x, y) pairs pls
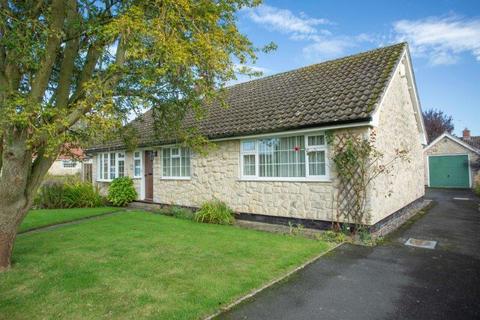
(219, 189), (480, 320)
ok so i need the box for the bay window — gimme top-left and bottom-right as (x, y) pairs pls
(162, 147), (191, 178)
(240, 133), (328, 180)
(97, 152), (125, 181)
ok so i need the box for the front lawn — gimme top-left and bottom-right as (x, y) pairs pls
(2, 211), (330, 319)
(19, 207), (121, 233)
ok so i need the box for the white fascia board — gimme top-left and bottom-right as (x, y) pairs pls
(369, 46), (428, 145)
(424, 132), (480, 154)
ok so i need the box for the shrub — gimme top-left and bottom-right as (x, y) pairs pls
(194, 200), (235, 225)
(107, 177), (137, 206)
(171, 206), (195, 220)
(35, 181), (103, 209)
(63, 182), (104, 208)
(475, 183), (480, 197)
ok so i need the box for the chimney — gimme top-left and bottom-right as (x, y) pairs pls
(463, 128), (471, 139)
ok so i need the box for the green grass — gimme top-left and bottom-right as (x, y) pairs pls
(19, 207), (120, 233)
(2, 212), (331, 320)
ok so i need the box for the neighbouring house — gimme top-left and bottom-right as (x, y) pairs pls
(424, 129), (480, 188)
(87, 43), (427, 231)
(48, 146), (88, 176)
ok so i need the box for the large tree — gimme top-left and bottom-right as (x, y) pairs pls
(0, 0), (266, 271)
(422, 108), (454, 143)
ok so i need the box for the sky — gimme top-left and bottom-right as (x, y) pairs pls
(233, 0), (480, 137)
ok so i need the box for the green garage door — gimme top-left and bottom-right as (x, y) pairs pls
(429, 155), (470, 188)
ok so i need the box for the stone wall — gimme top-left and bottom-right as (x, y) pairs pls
(151, 139), (345, 221)
(424, 136), (479, 187)
(367, 56), (426, 225)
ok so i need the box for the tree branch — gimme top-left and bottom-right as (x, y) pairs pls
(25, 144), (59, 202)
(55, 0), (80, 108)
(29, 0), (66, 102)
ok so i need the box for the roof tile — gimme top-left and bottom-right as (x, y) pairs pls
(89, 42), (406, 151)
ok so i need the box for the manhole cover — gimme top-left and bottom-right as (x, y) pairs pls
(405, 238), (437, 249)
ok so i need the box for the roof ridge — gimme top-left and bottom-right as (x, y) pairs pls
(225, 42), (407, 90)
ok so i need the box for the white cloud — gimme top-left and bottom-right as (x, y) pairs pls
(244, 4), (329, 35)
(234, 64), (270, 74)
(244, 4), (375, 61)
(393, 16), (480, 65)
(303, 38), (354, 59)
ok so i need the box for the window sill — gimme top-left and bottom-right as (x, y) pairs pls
(160, 177), (192, 181)
(238, 177), (331, 183)
(96, 179), (113, 183)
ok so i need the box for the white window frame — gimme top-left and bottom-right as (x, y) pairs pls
(239, 132), (330, 182)
(133, 151), (142, 179)
(96, 151), (125, 182)
(160, 146), (192, 180)
(62, 160), (78, 168)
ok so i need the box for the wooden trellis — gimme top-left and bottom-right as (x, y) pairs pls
(331, 132), (370, 226)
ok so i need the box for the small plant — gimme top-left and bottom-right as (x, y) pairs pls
(194, 200), (235, 225)
(358, 227), (372, 242)
(171, 206), (195, 220)
(107, 177), (137, 206)
(288, 222), (305, 236)
(475, 183), (480, 197)
(316, 230), (346, 243)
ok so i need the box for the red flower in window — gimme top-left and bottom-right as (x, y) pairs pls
(293, 146), (300, 152)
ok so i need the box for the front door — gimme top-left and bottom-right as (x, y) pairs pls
(144, 151), (154, 201)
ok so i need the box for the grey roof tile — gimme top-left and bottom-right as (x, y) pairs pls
(88, 42), (406, 152)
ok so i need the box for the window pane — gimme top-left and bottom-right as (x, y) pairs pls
(243, 154), (256, 176)
(103, 154), (108, 180)
(181, 148), (190, 176)
(62, 160), (77, 168)
(308, 151), (326, 176)
(118, 160), (125, 177)
(97, 155), (102, 179)
(241, 140), (256, 152)
(134, 159), (141, 177)
(110, 153), (116, 179)
(162, 149), (171, 176)
(259, 136), (305, 177)
(308, 135), (325, 146)
(134, 151), (140, 158)
(171, 156), (181, 176)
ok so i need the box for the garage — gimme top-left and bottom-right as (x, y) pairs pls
(428, 155), (470, 188)
(424, 131), (479, 189)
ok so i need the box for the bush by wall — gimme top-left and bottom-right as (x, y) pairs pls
(194, 200), (235, 225)
(107, 177), (138, 207)
(171, 206), (195, 220)
(35, 181), (104, 209)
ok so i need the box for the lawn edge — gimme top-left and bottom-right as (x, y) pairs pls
(18, 209), (125, 234)
(203, 241), (343, 320)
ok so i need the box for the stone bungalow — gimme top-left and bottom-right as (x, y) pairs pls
(87, 43), (427, 230)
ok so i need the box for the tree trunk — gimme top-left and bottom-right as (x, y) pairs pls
(0, 201), (28, 271)
(0, 130), (54, 272)
(0, 228), (17, 271)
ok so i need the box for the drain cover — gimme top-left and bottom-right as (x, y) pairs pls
(405, 238), (437, 249)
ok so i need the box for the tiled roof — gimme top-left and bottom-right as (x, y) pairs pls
(88, 42), (407, 152)
(461, 136), (480, 150)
